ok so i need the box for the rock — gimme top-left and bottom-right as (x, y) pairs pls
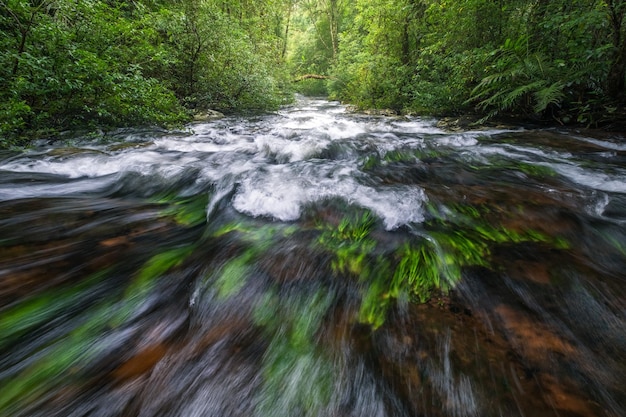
(192, 109), (225, 122)
(107, 141), (154, 152)
(362, 108), (399, 116)
(345, 106), (399, 116)
(46, 147), (108, 157)
(436, 116), (480, 131)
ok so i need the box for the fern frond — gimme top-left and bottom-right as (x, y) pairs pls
(477, 72), (508, 88)
(469, 37), (565, 117)
(533, 81), (565, 113)
(475, 109), (500, 124)
(532, 54), (547, 77)
(476, 88), (510, 110)
(501, 80), (545, 110)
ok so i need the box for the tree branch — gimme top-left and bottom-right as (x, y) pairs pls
(292, 74), (333, 82)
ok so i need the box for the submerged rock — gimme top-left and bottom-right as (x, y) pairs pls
(46, 147), (108, 157)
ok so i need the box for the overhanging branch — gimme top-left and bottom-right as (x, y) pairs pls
(293, 74), (332, 82)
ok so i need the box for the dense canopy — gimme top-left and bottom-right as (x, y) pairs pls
(1, 0), (625, 146)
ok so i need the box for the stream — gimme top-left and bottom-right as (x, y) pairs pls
(0, 96), (624, 417)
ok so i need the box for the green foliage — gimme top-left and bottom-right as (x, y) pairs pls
(212, 220), (297, 249)
(516, 162), (557, 178)
(158, 193), (210, 227)
(0, 99), (32, 147)
(391, 241), (446, 301)
(313, 201), (570, 329)
(315, 208), (454, 328)
(0, 0), (294, 147)
(0, 271), (108, 351)
(207, 220), (299, 300)
(0, 0), (190, 145)
(464, 1), (612, 121)
(326, 0), (410, 109)
(426, 202), (570, 255)
(160, 2), (290, 112)
(285, 0), (342, 96)
(467, 36), (565, 120)
(357, 237), (460, 329)
(291, 0), (620, 121)
(316, 210), (376, 275)
(3, 0), (619, 137)
(209, 219), (339, 415)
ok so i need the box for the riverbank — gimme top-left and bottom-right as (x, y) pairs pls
(343, 101), (626, 140)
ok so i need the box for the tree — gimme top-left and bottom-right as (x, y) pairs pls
(1, 0), (294, 147)
(606, 0), (626, 101)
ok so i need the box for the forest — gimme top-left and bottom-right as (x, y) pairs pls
(1, 0), (625, 147)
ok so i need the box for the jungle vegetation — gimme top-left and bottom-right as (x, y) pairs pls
(2, 0), (625, 146)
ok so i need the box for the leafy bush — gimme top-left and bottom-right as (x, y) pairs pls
(0, 99), (32, 147)
(467, 37), (567, 120)
(0, 0), (293, 147)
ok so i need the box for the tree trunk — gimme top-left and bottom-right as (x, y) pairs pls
(328, 0), (339, 60)
(282, 0), (293, 59)
(12, 29), (28, 76)
(401, 20), (410, 66)
(607, 39), (626, 101)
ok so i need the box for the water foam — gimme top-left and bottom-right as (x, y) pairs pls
(231, 161), (427, 229)
(552, 164), (626, 194)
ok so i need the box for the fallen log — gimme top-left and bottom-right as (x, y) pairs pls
(293, 74), (332, 82)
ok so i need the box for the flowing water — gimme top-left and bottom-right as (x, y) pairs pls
(0, 97), (624, 417)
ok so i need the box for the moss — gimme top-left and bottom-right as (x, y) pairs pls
(517, 162), (557, 178)
(215, 251), (254, 299)
(157, 193), (209, 227)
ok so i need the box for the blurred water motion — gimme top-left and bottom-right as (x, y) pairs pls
(0, 97), (624, 417)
